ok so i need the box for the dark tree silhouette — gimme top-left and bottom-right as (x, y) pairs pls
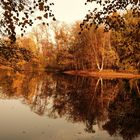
(0, 0), (55, 42)
(81, 0), (140, 31)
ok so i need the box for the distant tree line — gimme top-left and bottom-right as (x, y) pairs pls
(44, 11), (140, 72)
(0, 10), (139, 72)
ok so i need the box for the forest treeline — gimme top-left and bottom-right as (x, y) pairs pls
(0, 11), (139, 72)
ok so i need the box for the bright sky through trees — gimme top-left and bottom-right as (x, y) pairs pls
(51, 0), (96, 23)
(14, 0), (95, 36)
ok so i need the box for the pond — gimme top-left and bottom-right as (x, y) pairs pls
(0, 69), (140, 140)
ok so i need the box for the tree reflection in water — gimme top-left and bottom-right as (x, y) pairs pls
(0, 69), (140, 140)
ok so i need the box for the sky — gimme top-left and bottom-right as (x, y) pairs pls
(15, 0), (96, 36)
(51, 0), (95, 24)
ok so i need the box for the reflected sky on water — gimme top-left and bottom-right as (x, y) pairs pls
(0, 69), (139, 140)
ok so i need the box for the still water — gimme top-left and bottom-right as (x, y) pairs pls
(0, 69), (140, 140)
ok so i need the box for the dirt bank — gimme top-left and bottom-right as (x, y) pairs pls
(64, 70), (140, 79)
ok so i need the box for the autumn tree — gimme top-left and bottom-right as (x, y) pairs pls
(111, 11), (140, 72)
(69, 23), (119, 71)
(0, 0), (55, 42)
(81, 0), (139, 31)
(81, 0), (139, 72)
(45, 22), (119, 71)
(0, 39), (35, 70)
(52, 23), (74, 70)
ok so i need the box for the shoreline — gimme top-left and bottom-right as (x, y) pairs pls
(1, 66), (140, 79)
(63, 70), (140, 79)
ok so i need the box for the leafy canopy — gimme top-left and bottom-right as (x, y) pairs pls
(0, 0), (55, 42)
(81, 0), (140, 31)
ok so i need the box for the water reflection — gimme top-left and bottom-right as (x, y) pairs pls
(0, 69), (140, 140)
